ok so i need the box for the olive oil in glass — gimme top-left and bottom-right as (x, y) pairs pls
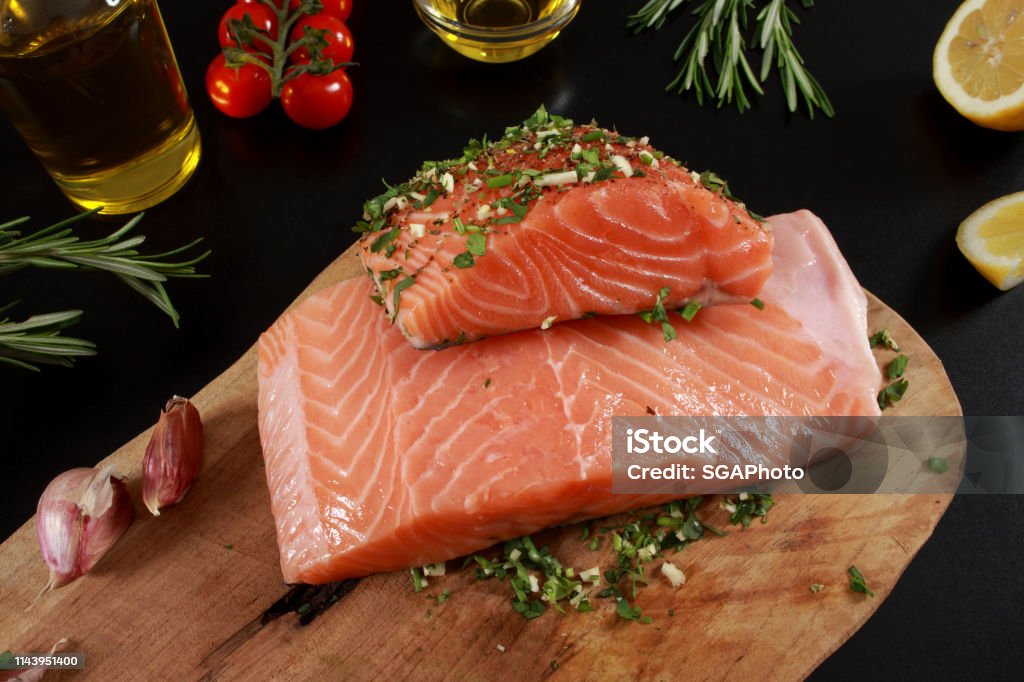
(0, 0), (201, 214)
(414, 0), (580, 63)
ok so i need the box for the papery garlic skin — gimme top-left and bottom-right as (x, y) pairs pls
(35, 467), (134, 591)
(142, 396), (204, 516)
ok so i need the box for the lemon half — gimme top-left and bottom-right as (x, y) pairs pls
(957, 191), (1024, 290)
(934, 0), (1024, 131)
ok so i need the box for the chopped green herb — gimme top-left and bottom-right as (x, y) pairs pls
(869, 329), (900, 352)
(551, 661), (559, 671)
(486, 174), (515, 189)
(848, 565), (874, 597)
(615, 599), (645, 621)
(411, 567), (427, 593)
(369, 294), (384, 306)
(483, 377), (492, 388)
(725, 493), (774, 528)
(437, 589), (450, 605)
(639, 286), (680, 342)
(591, 164), (619, 182)
(422, 188), (440, 208)
(369, 227), (401, 254)
(668, 608), (675, 617)
(453, 217), (467, 234)
(886, 354), (909, 379)
(453, 252), (475, 269)
(679, 301), (702, 322)
(582, 148), (601, 164)
(927, 457), (949, 473)
(223, 544), (233, 550)
(581, 130), (605, 142)
(391, 277), (416, 320)
(466, 232), (487, 257)
(581, 527), (590, 541)
(750, 298), (765, 311)
(297, 603), (311, 615)
(377, 269), (402, 282)
(810, 583), (824, 593)
(877, 379), (909, 410)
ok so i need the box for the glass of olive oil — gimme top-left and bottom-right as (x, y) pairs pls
(0, 0), (200, 214)
(413, 0), (581, 63)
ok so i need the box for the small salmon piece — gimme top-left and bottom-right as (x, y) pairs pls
(358, 115), (772, 348)
(259, 211), (879, 584)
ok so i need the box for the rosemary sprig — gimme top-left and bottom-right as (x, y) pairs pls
(0, 209), (210, 327)
(628, 0), (832, 117)
(0, 309), (95, 371)
(756, 0), (833, 117)
(0, 210), (209, 370)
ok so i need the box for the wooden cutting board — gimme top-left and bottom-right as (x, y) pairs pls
(0, 244), (960, 681)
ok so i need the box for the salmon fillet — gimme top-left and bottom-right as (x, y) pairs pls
(357, 108), (773, 348)
(259, 210), (880, 584)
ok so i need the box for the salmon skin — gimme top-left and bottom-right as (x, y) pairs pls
(258, 211), (880, 584)
(357, 107), (773, 349)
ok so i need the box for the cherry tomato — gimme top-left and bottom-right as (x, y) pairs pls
(281, 69), (353, 129)
(289, 0), (353, 22)
(289, 15), (354, 64)
(219, 4), (278, 53)
(206, 54), (273, 119)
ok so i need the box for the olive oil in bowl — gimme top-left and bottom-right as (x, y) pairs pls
(413, 0), (580, 63)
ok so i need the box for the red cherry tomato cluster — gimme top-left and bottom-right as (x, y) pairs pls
(206, 0), (355, 129)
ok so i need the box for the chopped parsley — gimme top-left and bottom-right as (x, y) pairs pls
(469, 536), (594, 620)
(453, 252), (475, 269)
(750, 298), (765, 311)
(483, 377), (492, 388)
(869, 329), (900, 352)
(639, 286), (678, 342)
(466, 232), (487, 257)
(847, 565), (875, 597)
(927, 457), (949, 473)
(886, 354), (908, 379)
(486, 174), (515, 189)
(581, 130), (605, 142)
(724, 493), (774, 528)
(390, 276), (416, 321)
(437, 589), (450, 605)
(877, 379), (909, 410)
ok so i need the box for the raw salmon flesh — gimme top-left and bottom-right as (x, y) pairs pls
(258, 210), (881, 584)
(358, 107), (773, 348)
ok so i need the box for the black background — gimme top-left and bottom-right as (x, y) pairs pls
(2, 0), (1022, 677)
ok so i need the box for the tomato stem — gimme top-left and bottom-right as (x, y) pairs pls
(223, 0), (351, 99)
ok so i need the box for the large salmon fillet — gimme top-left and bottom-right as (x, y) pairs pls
(357, 108), (773, 348)
(259, 211), (880, 584)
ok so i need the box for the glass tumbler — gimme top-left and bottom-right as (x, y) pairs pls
(0, 0), (201, 214)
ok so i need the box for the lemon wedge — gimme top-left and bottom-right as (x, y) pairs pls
(956, 191), (1024, 290)
(933, 0), (1024, 131)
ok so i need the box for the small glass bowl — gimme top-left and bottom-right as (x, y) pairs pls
(413, 0), (581, 64)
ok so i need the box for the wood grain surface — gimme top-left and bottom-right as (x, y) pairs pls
(0, 245), (961, 681)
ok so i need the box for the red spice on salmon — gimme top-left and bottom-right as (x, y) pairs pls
(357, 108), (773, 349)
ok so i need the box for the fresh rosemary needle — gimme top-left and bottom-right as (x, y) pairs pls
(627, 0), (833, 117)
(0, 209), (210, 371)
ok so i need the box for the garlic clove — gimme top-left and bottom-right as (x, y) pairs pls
(142, 395), (204, 516)
(35, 467), (134, 592)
